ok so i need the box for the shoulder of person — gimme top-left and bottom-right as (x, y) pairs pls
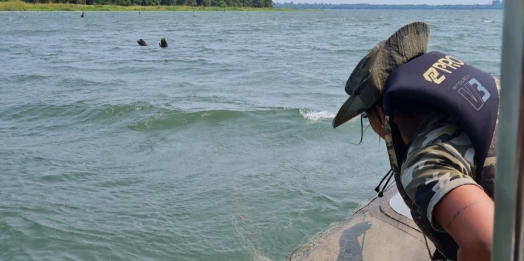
(404, 112), (477, 177)
(407, 112), (469, 155)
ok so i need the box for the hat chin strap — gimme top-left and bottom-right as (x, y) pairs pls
(383, 117), (401, 174)
(374, 169), (393, 198)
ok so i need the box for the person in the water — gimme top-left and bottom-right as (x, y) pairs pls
(137, 39), (148, 46)
(159, 38), (168, 48)
(333, 22), (497, 261)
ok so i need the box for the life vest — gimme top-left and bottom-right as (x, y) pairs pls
(382, 51), (499, 260)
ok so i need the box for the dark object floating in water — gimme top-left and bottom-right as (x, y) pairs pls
(81, 11), (84, 18)
(137, 39), (148, 46)
(159, 38), (168, 48)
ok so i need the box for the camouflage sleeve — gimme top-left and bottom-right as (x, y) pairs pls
(400, 115), (481, 232)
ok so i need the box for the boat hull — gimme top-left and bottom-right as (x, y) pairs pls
(291, 185), (435, 261)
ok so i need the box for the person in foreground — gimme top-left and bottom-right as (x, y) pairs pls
(332, 22), (499, 261)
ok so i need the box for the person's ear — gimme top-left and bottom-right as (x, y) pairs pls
(374, 106), (385, 127)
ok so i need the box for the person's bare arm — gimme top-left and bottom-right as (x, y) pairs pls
(434, 184), (494, 261)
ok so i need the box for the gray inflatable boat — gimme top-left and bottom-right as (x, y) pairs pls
(290, 185), (435, 261)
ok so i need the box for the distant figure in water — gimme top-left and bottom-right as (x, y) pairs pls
(81, 11), (84, 18)
(137, 39), (148, 46)
(159, 38), (168, 48)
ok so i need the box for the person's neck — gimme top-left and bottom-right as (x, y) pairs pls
(393, 113), (428, 145)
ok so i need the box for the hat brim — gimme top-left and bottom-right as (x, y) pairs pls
(332, 94), (361, 128)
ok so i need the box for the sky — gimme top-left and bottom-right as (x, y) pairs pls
(287, 0), (494, 5)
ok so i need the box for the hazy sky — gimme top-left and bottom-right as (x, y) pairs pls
(291, 0), (492, 4)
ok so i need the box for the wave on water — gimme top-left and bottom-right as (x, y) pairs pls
(299, 109), (335, 122)
(4, 99), (334, 130)
(129, 107), (321, 131)
(6, 74), (52, 83)
(57, 77), (126, 89)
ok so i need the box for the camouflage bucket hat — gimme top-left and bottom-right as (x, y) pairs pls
(332, 22), (430, 128)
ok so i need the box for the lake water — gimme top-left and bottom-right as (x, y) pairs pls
(0, 9), (502, 261)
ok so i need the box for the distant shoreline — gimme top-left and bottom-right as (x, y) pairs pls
(0, 1), (286, 11)
(273, 3), (504, 10)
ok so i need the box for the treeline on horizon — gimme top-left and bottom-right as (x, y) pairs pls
(19, 0), (272, 8)
(273, 3), (503, 10)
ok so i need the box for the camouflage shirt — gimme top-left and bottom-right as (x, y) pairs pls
(400, 111), (482, 232)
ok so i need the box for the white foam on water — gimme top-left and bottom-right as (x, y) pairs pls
(299, 110), (335, 121)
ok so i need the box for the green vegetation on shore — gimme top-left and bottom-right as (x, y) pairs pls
(0, 0), (281, 10)
(0, 0), (274, 11)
